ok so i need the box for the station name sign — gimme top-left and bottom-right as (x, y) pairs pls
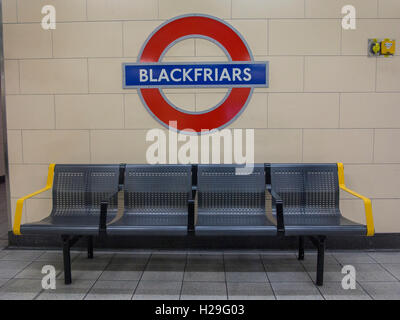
(124, 62), (268, 88)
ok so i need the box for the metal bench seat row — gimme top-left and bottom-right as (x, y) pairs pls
(13, 163), (374, 286)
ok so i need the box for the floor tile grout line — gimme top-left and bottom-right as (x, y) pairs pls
(377, 262), (400, 281)
(131, 251), (152, 300)
(356, 280), (375, 300)
(223, 252), (229, 300)
(82, 252), (116, 300)
(178, 252), (188, 300)
(260, 254), (277, 300)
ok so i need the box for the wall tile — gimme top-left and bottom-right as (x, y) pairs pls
(343, 164), (400, 198)
(124, 94), (164, 129)
(55, 95), (124, 129)
(374, 129), (400, 163)
(159, 0), (231, 19)
(123, 21), (161, 57)
(6, 95), (55, 129)
(377, 57), (400, 92)
(17, 0), (87, 22)
(303, 129), (374, 163)
(2, 0), (17, 23)
(89, 58), (135, 93)
(5, 60), (20, 94)
(22, 130), (90, 163)
(254, 129), (302, 162)
(306, 0), (378, 18)
(268, 93), (339, 128)
(9, 164), (51, 198)
(232, 0), (304, 18)
(340, 93), (400, 128)
(305, 57), (376, 92)
(378, 0), (400, 18)
(229, 93), (268, 129)
(7, 130), (23, 163)
(269, 20), (340, 55)
(87, 0), (157, 20)
(4, 24), (52, 59)
(53, 22), (123, 58)
(20, 59), (88, 94)
(90, 130), (151, 163)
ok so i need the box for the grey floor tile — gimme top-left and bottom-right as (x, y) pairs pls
(15, 261), (63, 279)
(0, 251), (9, 259)
(368, 252), (400, 264)
(133, 281), (181, 300)
(352, 264), (397, 282)
(0, 260), (31, 279)
(36, 279), (95, 300)
(300, 253), (339, 266)
(0, 241), (8, 250)
(181, 281), (227, 300)
(184, 264), (225, 282)
(360, 282), (400, 300)
(227, 282), (275, 300)
(57, 263), (106, 281)
(142, 264), (185, 281)
(0, 279), (42, 300)
(333, 252), (376, 264)
(225, 264), (267, 282)
(36, 251), (79, 262)
(271, 282), (323, 300)
(1, 250), (44, 261)
(111, 253), (150, 266)
(224, 254), (261, 264)
(85, 280), (138, 300)
(266, 264), (312, 282)
(147, 253), (187, 267)
(187, 253), (223, 265)
(381, 264), (400, 280)
(319, 282), (371, 300)
(261, 253), (300, 265)
(73, 253), (114, 266)
(99, 264), (143, 281)
(0, 279), (9, 288)
(304, 263), (347, 282)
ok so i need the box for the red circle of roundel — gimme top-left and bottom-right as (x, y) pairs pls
(139, 15), (252, 133)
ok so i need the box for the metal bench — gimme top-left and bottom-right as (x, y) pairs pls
(13, 164), (121, 284)
(270, 163), (374, 285)
(13, 163), (373, 286)
(107, 164), (192, 236)
(195, 164), (283, 236)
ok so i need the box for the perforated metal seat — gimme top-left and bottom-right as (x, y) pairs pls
(195, 164), (277, 236)
(20, 165), (120, 235)
(270, 164), (367, 236)
(107, 165), (191, 236)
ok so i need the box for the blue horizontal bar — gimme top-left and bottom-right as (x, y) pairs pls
(123, 62), (269, 88)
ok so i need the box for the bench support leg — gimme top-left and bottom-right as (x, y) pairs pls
(87, 236), (93, 259)
(62, 236), (72, 285)
(309, 236), (326, 286)
(298, 236), (305, 260)
(61, 235), (81, 285)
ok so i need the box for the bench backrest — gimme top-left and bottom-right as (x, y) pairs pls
(270, 164), (340, 215)
(124, 165), (191, 214)
(52, 165), (120, 217)
(197, 164), (266, 214)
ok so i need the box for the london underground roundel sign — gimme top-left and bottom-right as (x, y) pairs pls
(123, 15), (269, 133)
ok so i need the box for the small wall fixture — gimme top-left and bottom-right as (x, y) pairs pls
(368, 38), (396, 57)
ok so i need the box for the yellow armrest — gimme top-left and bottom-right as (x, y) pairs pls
(337, 163), (374, 237)
(13, 164), (55, 236)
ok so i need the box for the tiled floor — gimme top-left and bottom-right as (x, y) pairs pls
(0, 244), (400, 300)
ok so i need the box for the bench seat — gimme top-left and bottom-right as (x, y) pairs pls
(195, 164), (281, 236)
(107, 164), (191, 236)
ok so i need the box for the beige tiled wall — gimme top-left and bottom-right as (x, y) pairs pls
(2, 0), (400, 233)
